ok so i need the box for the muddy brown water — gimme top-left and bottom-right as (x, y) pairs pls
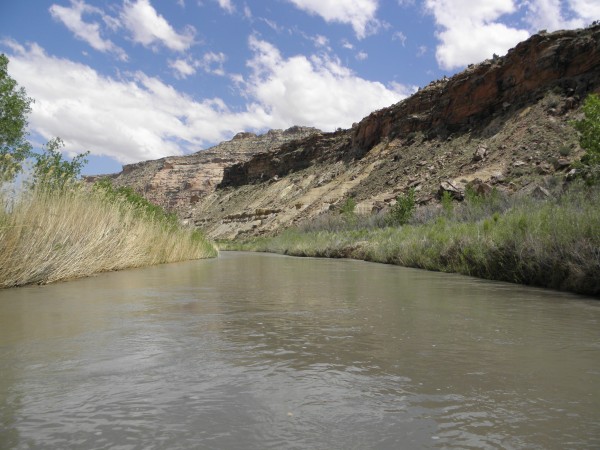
(0, 252), (599, 449)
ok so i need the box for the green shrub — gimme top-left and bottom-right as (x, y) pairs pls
(441, 190), (453, 214)
(31, 137), (89, 191)
(558, 145), (571, 157)
(573, 93), (600, 181)
(93, 178), (179, 228)
(386, 188), (415, 226)
(339, 197), (357, 215)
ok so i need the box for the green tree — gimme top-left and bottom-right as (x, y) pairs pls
(573, 93), (600, 180)
(386, 188), (415, 226)
(339, 196), (357, 227)
(32, 137), (89, 190)
(0, 54), (33, 181)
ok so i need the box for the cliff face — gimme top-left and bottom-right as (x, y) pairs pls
(106, 25), (600, 239)
(221, 27), (600, 189)
(93, 126), (320, 212)
(350, 27), (600, 154)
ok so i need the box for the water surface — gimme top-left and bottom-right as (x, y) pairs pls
(1, 252), (599, 449)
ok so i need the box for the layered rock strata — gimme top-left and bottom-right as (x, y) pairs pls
(90, 126), (320, 213)
(103, 25), (600, 239)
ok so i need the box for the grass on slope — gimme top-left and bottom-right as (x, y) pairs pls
(224, 183), (600, 296)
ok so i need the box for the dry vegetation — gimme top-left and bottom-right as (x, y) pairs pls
(0, 186), (217, 288)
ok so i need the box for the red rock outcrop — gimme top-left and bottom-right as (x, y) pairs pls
(219, 26), (600, 190)
(351, 27), (600, 153)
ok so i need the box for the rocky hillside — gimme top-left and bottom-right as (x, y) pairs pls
(103, 25), (600, 239)
(88, 126), (320, 210)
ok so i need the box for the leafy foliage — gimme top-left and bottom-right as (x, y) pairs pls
(574, 93), (600, 158)
(93, 177), (179, 228)
(338, 196), (358, 226)
(339, 197), (357, 215)
(386, 188), (415, 226)
(573, 93), (600, 181)
(0, 54), (33, 181)
(441, 190), (453, 214)
(32, 137), (89, 190)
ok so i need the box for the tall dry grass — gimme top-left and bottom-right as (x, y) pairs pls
(0, 187), (216, 287)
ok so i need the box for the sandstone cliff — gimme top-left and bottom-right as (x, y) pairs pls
(104, 25), (600, 239)
(90, 126), (320, 212)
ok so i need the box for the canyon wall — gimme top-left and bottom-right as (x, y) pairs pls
(102, 25), (600, 239)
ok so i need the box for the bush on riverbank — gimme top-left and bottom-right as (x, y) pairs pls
(224, 182), (600, 296)
(0, 185), (217, 287)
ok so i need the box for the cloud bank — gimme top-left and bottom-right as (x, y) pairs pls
(425, 0), (529, 70)
(5, 38), (411, 164)
(426, 0), (598, 70)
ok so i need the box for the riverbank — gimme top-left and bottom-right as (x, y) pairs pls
(222, 183), (600, 297)
(0, 186), (217, 288)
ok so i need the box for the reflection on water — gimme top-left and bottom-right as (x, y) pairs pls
(0, 252), (599, 449)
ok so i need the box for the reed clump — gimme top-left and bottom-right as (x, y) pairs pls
(225, 183), (600, 296)
(0, 186), (217, 288)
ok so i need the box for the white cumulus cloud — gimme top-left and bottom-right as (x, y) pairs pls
(355, 51), (368, 60)
(569, 0), (600, 19)
(285, 0), (380, 39)
(169, 52), (227, 79)
(49, 0), (127, 61)
(244, 36), (413, 131)
(169, 58), (197, 78)
(4, 42), (254, 163)
(425, 0), (529, 70)
(4, 38), (414, 165)
(524, 0), (599, 31)
(121, 0), (196, 52)
(427, 0), (598, 71)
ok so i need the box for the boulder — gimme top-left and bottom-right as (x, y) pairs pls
(554, 158), (571, 170)
(473, 145), (488, 162)
(467, 179), (493, 196)
(531, 186), (551, 199)
(439, 180), (465, 200)
(520, 184), (552, 199)
(536, 162), (553, 174)
(566, 168), (578, 181)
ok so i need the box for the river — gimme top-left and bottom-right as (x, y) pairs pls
(0, 252), (599, 449)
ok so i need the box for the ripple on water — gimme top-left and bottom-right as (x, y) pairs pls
(1, 253), (599, 449)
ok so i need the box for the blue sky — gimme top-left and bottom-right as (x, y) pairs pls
(1, 1), (597, 175)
